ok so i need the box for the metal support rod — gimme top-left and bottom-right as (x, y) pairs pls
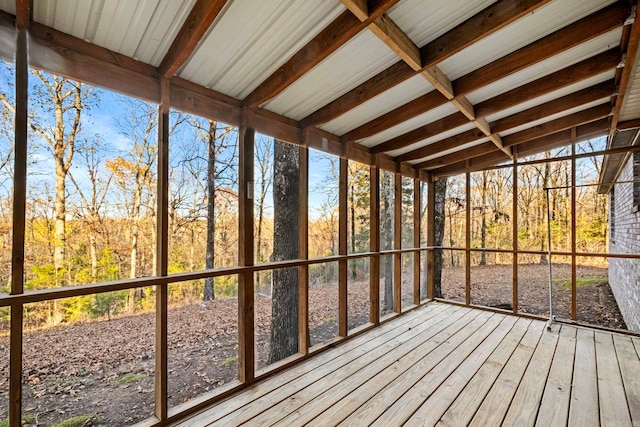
(545, 187), (555, 330)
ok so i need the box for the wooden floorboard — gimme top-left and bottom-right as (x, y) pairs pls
(535, 325), (576, 427)
(568, 328), (599, 427)
(173, 302), (638, 427)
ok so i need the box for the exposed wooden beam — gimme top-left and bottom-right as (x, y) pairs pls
(15, 0), (30, 30)
(421, 66), (453, 98)
(516, 119), (609, 157)
(301, 61), (415, 129)
(491, 80), (615, 134)
(420, 0), (551, 69)
(370, 112), (468, 154)
(301, 0), (548, 128)
(502, 103), (611, 147)
(431, 119), (609, 177)
(453, 2), (629, 96)
(397, 128), (485, 162)
(28, 21), (161, 102)
(618, 117), (640, 130)
(370, 14), (421, 70)
(475, 48), (620, 119)
(341, 0), (368, 20)
(610, 4), (640, 139)
(341, 90), (448, 143)
(243, 0), (400, 108)
(371, 80), (612, 153)
(170, 77), (241, 125)
(158, 0), (229, 78)
(336, 10), (621, 142)
(399, 94), (612, 164)
(415, 141), (497, 170)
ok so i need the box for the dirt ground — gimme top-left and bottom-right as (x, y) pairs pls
(0, 263), (626, 426)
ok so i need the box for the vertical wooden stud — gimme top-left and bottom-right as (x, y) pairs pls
(465, 170), (471, 306)
(512, 148), (519, 314)
(370, 166), (380, 325)
(298, 145), (309, 352)
(10, 26), (28, 427)
(413, 179), (420, 305)
(154, 78), (170, 421)
(339, 158), (348, 336)
(393, 172), (402, 313)
(571, 144), (577, 320)
(238, 111), (255, 384)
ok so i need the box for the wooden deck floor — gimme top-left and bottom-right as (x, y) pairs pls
(175, 302), (640, 426)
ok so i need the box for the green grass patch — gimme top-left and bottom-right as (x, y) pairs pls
(0, 413), (36, 427)
(219, 356), (238, 367)
(115, 372), (146, 385)
(53, 414), (95, 427)
(561, 276), (606, 290)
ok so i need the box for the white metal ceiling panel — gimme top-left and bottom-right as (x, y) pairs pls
(0, 1), (15, 14)
(33, 0), (196, 66)
(359, 102), (460, 147)
(499, 99), (610, 137)
(438, 0), (616, 80)
(464, 29), (621, 105)
(411, 138), (490, 166)
(263, 30), (399, 120)
(318, 75), (434, 136)
(387, 122), (477, 157)
(620, 38), (640, 121)
(387, 0), (497, 48)
(483, 70), (615, 122)
(180, 0), (344, 100)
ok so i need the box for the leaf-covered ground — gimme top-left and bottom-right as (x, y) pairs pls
(0, 263), (626, 426)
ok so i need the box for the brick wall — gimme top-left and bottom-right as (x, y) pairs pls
(609, 154), (640, 332)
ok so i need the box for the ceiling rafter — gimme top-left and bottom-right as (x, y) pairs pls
(475, 48), (620, 118)
(430, 119), (610, 177)
(340, 6), (623, 146)
(370, 112), (468, 154)
(158, 0), (229, 79)
(491, 80), (615, 134)
(242, 0), (400, 108)
(373, 53), (617, 158)
(398, 128), (485, 163)
(415, 142), (497, 170)
(502, 103), (611, 147)
(343, 1), (517, 158)
(453, 1), (629, 95)
(399, 97), (611, 163)
(301, 0), (549, 128)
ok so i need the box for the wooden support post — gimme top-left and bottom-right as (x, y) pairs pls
(370, 166), (380, 325)
(154, 78), (170, 421)
(413, 179), (421, 305)
(427, 176), (436, 300)
(393, 172), (402, 313)
(238, 113), (255, 384)
(298, 145), (309, 352)
(465, 170), (471, 306)
(512, 148), (519, 314)
(339, 158), (348, 336)
(10, 27), (28, 427)
(571, 144), (577, 320)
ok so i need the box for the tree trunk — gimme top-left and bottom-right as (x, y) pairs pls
(480, 173), (487, 266)
(350, 184), (357, 279)
(433, 178), (447, 298)
(204, 120), (217, 301)
(268, 139), (299, 364)
(381, 171), (394, 312)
